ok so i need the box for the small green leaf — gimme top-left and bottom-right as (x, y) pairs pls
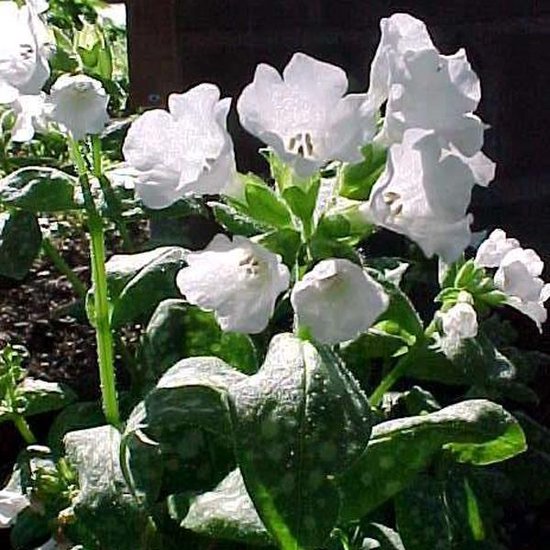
(210, 200), (270, 237)
(182, 469), (272, 546)
(339, 400), (526, 521)
(228, 334), (372, 549)
(256, 228), (302, 268)
(245, 182), (293, 229)
(281, 176), (320, 227)
(16, 378), (76, 417)
(340, 144), (387, 200)
(0, 210), (42, 280)
(0, 167), (81, 212)
(104, 246), (186, 327)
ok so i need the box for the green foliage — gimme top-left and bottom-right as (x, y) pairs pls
(340, 144), (387, 200)
(0, 167), (81, 212)
(0, 210), (42, 280)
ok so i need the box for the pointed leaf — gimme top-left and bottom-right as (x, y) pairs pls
(228, 333), (372, 549)
(339, 400), (526, 521)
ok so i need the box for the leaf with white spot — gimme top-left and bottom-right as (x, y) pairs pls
(339, 400), (526, 521)
(228, 333), (372, 549)
(145, 356), (247, 440)
(182, 468), (272, 546)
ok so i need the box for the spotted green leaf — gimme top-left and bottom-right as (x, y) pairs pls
(339, 400), (526, 521)
(182, 468), (272, 546)
(228, 333), (372, 549)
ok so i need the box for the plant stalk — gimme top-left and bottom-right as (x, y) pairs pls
(13, 415), (36, 445)
(369, 352), (412, 408)
(70, 138), (120, 428)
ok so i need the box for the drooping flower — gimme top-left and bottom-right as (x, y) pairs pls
(0, 1), (51, 103)
(290, 258), (389, 344)
(123, 83), (236, 209)
(439, 299), (478, 357)
(0, 487), (29, 528)
(368, 13), (485, 156)
(493, 247), (550, 331)
(48, 74), (109, 141)
(176, 234), (290, 334)
(10, 92), (48, 142)
(237, 52), (376, 177)
(363, 128), (495, 263)
(475, 228), (520, 268)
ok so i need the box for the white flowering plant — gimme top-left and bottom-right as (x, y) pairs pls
(0, 4), (549, 550)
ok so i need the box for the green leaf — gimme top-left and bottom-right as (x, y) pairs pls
(340, 144), (387, 201)
(256, 228), (302, 268)
(139, 300), (258, 387)
(244, 182), (293, 229)
(362, 523), (406, 550)
(182, 469), (272, 546)
(104, 246), (186, 327)
(64, 425), (147, 550)
(9, 508), (50, 550)
(281, 177), (320, 228)
(228, 333), (372, 549)
(339, 400), (526, 521)
(145, 356), (247, 439)
(16, 377), (76, 417)
(210, 200), (270, 237)
(309, 235), (361, 264)
(370, 273), (424, 343)
(0, 167), (81, 212)
(0, 210), (42, 280)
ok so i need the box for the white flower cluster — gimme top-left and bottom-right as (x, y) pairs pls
(438, 295), (479, 358)
(176, 235), (389, 344)
(362, 14), (495, 263)
(0, 1), (109, 141)
(476, 229), (550, 330)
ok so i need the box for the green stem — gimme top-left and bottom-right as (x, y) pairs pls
(70, 138), (120, 428)
(369, 352), (413, 408)
(91, 135), (134, 252)
(42, 237), (87, 299)
(13, 415), (36, 445)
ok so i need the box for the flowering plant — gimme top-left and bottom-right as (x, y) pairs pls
(0, 4), (548, 550)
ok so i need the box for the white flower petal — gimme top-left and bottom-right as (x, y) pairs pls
(291, 258), (389, 344)
(123, 84), (236, 208)
(48, 75), (109, 140)
(365, 128), (484, 262)
(10, 92), (47, 142)
(176, 235), (290, 334)
(238, 52), (375, 176)
(0, 489), (29, 528)
(475, 228), (520, 268)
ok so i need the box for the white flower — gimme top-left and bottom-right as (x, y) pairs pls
(123, 83), (236, 209)
(439, 300), (478, 357)
(48, 75), (109, 140)
(0, 1), (51, 103)
(28, 0), (49, 14)
(237, 52), (376, 177)
(494, 247), (550, 331)
(0, 487), (29, 528)
(475, 228), (520, 268)
(368, 13), (485, 157)
(290, 258), (389, 344)
(11, 92), (48, 142)
(176, 234), (290, 333)
(363, 128), (495, 263)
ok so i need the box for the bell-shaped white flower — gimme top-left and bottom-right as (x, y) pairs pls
(10, 92), (48, 142)
(439, 299), (478, 357)
(368, 13), (485, 157)
(364, 128), (495, 263)
(123, 83), (236, 209)
(475, 228), (520, 268)
(237, 52), (376, 177)
(0, 1), (51, 103)
(290, 258), (389, 344)
(0, 488), (29, 528)
(494, 247), (550, 331)
(48, 74), (109, 141)
(176, 234), (290, 334)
